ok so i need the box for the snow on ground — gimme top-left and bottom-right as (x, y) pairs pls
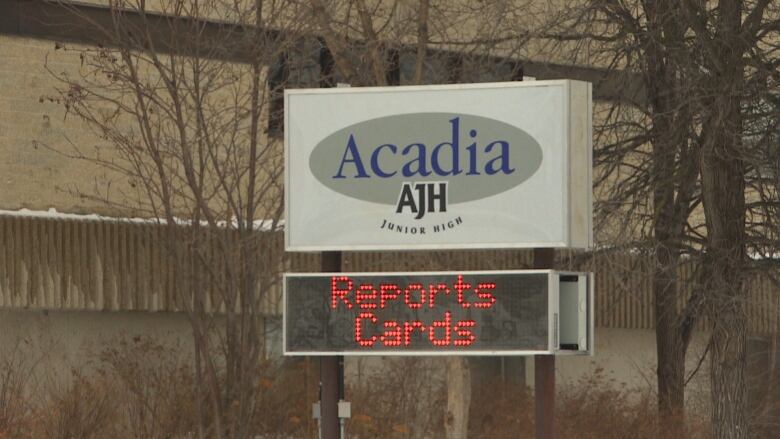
(0, 208), (283, 230)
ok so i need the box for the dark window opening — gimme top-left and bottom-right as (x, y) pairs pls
(385, 47), (401, 86)
(318, 37), (336, 88)
(267, 51), (289, 138)
(445, 53), (463, 84)
(511, 63), (524, 81)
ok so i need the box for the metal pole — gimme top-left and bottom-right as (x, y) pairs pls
(320, 251), (343, 439)
(533, 248), (556, 439)
(317, 78), (348, 439)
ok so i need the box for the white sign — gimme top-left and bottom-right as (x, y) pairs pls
(285, 80), (592, 251)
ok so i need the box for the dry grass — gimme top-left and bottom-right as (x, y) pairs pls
(469, 367), (707, 439)
(34, 371), (116, 439)
(0, 336), (315, 439)
(3, 337), (779, 438)
(347, 361), (711, 439)
(554, 369), (708, 439)
(347, 358), (445, 439)
(0, 339), (38, 439)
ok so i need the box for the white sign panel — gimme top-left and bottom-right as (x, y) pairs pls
(285, 80), (592, 251)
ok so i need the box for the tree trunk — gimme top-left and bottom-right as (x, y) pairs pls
(653, 152), (688, 427)
(700, 138), (748, 438)
(709, 287), (748, 439)
(641, 1), (697, 425)
(698, 0), (749, 435)
(445, 357), (471, 439)
(654, 255), (686, 418)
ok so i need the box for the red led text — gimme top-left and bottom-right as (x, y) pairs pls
(330, 275), (495, 349)
(330, 275), (495, 311)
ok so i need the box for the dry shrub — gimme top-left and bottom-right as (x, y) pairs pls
(34, 370), (116, 439)
(0, 340), (38, 439)
(248, 358), (313, 438)
(347, 357), (445, 439)
(18, 335), (313, 439)
(469, 378), (534, 439)
(21, 335), (198, 439)
(96, 336), (199, 438)
(555, 368), (710, 439)
(346, 363), (711, 439)
(3, 337), (754, 439)
(93, 336), (312, 438)
(28, 335), (199, 439)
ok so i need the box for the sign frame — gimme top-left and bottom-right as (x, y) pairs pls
(284, 80), (593, 252)
(282, 269), (594, 357)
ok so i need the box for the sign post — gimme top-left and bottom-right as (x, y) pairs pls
(319, 251), (342, 439)
(534, 248), (556, 439)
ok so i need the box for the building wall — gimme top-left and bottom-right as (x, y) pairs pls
(550, 327), (712, 409)
(0, 308), (194, 386)
(0, 35), (131, 216)
(0, 7), (619, 217)
(0, 31), (282, 220)
(2, 213), (778, 334)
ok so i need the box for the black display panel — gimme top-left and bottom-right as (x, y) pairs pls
(284, 271), (550, 355)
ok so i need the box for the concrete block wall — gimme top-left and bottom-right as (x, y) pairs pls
(0, 35), (130, 215)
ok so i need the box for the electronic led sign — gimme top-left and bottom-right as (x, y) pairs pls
(284, 270), (592, 355)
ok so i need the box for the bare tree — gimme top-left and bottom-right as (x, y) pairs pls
(690, 1), (778, 436)
(42, 1), (307, 437)
(544, 0), (780, 437)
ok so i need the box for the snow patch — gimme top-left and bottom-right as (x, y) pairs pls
(0, 208), (284, 231)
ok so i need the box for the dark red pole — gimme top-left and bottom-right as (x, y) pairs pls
(534, 248), (556, 439)
(320, 251), (343, 439)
